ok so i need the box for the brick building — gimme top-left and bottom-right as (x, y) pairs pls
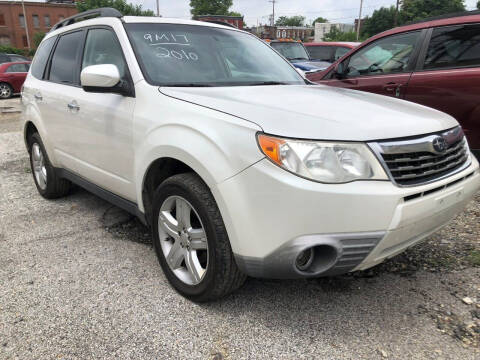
(195, 15), (244, 30)
(0, 0), (77, 49)
(275, 26), (314, 42)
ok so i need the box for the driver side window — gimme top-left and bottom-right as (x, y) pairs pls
(346, 31), (421, 77)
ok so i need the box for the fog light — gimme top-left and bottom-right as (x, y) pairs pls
(296, 248), (314, 271)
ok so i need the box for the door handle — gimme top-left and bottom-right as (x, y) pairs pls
(383, 82), (398, 92)
(67, 101), (80, 111)
(34, 92), (42, 101)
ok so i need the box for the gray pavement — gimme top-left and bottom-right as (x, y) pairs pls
(1, 97), (479, 359)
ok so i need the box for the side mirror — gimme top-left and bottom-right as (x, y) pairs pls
(334, 62), (346, 79)
(81, 64), (134, 97)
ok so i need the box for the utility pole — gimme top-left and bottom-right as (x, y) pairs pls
(394, 0), (401, 27)
(21, 0), (30, 50)
(156, 0), (160, 16)
(356, 0), (363, 41)
(269, 0), (276, 26)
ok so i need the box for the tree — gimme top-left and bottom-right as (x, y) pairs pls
(275, 15), (306, 26)
(76, 0), (155, 16)
(324, 26), (359, 42)
(312, 17), (328, 25)
(477, 0), (480, 9)
(401, 0), (465, 23)
(33, 32), (46, 48)
(361, 6), (397, 38)
(190, 0), (233, 16)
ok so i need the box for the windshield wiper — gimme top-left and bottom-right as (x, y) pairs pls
(247, 81), (290, 86)
(289, 57), (309, 61)
(161, 83), (214, 87)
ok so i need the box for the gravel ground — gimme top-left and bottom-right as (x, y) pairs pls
(0, 97), (479, 359)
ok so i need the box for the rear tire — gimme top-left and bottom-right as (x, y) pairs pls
(28, 132), (71, 199)
(152, 173), (246, 302)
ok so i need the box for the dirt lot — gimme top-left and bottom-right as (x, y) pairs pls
(0, 97), (479, 359)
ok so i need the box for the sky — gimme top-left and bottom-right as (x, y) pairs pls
(134, 0), (479, 27)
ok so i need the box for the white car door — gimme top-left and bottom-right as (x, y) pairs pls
(46, 27), (136, 201)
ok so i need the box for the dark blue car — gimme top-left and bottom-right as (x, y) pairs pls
(268, 40), (331, 75)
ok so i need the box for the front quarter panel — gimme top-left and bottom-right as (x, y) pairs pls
(133, 81), (264, 212)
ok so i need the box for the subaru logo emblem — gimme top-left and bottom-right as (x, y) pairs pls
(432, 136), (447, 153)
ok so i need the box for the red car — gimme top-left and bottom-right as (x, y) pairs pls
(0, 61), (31, 99)
(304, 42), (360, 63)
(307, 11), (480, 157)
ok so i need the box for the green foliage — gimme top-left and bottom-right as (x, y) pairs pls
(33, 32), (46, 48)
(190, 0), (233, 16)
(312, 17), (328, 25)
(361, 6), (397, 38)
(478, 0), (480, 9)
(275, 15), (305, 27)
(324, 26), (362, 42)
(401, 0), (465, 23)
(228, 11), (242, 17)
(360, 0), (467, 38)
(76, 0), (155, 16)
(0, 45), (31, 57)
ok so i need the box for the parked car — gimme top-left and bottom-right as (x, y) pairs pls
(307, 11), (480, 158)
(22, 9), (480, 301)
(304, 42), (360, 63)
(267, 39), (331, 74)
(0, 61), (30, 98)
(0, 53), (30, 64)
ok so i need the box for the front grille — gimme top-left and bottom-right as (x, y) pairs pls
(370, 127), (471, 186)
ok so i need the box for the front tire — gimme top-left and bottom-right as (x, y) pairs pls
(0, 82), (12, 99)
(152, 173), (246, 302)
(28, 133), (71, 199)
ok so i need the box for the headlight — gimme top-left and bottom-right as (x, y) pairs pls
(257, 134), (388, 183)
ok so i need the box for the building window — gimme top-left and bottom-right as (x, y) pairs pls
(0, 14), (5, 26)
(276, 30), (280, 38)
(44, 15), (51, 28)
(282, 30), (286, 38)
(0, 35), (10, 45)
(33, 15), (39, 28)
(22, 35), (28, 47)
(19, 14), (25, 28)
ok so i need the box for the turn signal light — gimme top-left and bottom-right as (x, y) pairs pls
(257, 134), (285, 165)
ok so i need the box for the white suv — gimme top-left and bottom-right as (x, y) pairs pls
(22, 9), (480, 301)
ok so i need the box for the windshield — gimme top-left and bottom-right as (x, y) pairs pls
(125, 23), (304, 87)
(270, 42), (309, 61)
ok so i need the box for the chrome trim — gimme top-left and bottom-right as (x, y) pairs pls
(368, 126), (472, 187)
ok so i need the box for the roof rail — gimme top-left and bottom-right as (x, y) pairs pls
(407, 9), (480, 25)
(50, 7), (123, 32)
(202, 20), (237, 28)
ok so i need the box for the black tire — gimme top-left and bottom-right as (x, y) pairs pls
(152, 173), (246, 302)
(28, 132), (71, 199)
(0, 82), (12, 99)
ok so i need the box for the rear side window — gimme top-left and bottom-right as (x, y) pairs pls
(0, 53), (9, 64)
(6, 63), (28, 72)
(334, 47), (350, 61)
(307, 46), (332, 61)
(424, 24), (480, 70)
(31, 36), (56, 79)
(49, 31), (84, 85)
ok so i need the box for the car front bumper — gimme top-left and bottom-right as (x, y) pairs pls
(214, 156), (480, 279)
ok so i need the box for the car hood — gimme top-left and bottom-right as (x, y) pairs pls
(290, 60), (330, 71)
(159, 85), (458, 141)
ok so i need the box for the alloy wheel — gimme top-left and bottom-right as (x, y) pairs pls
(158, 195), (209, 285)
(31, 143), (47, 190)
(0, 84), (11, 98)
